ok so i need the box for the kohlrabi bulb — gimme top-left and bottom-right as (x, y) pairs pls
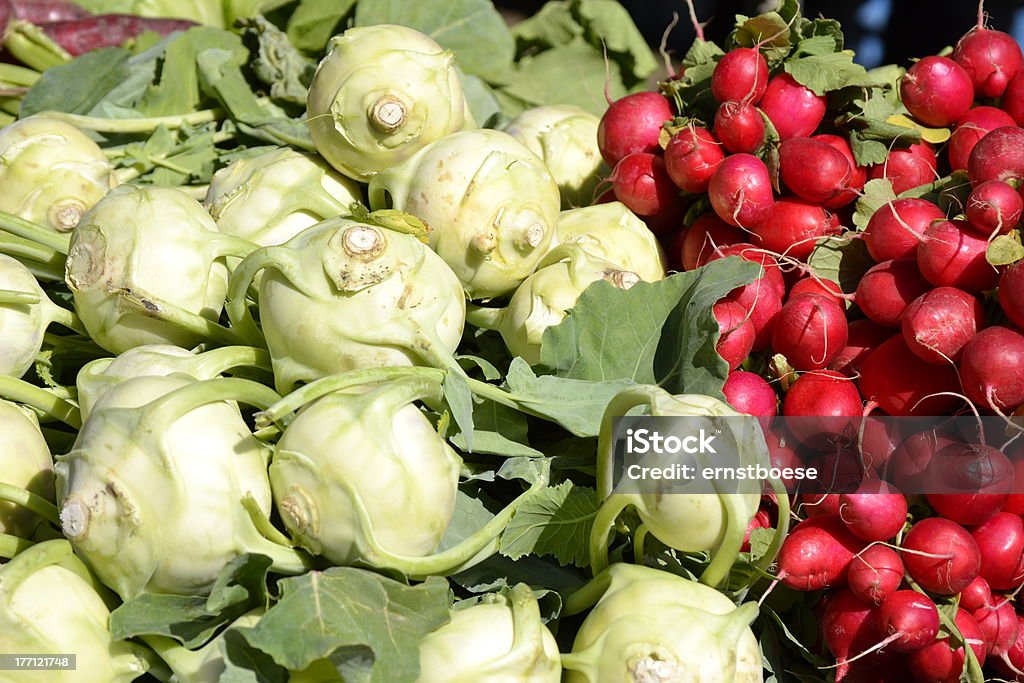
(503, 105), (605, 209)
(563, 564), (762, 683)
(0, 540), (151, 682)
(368, 129), (561, 299)
(204, 148), (363, 246)
(0, 116), (117, 232)
(55, 374), (305, 598)
(0, 400), (54, 539)
(270, 380), (461, 566)
(554, 203), (666, 283)
(65, 185), (249, 354)
(228, 215), (465, 393)
(416, 584), (562, 683)
(307, 24), (471, 182)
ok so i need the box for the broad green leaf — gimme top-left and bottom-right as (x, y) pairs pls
(784, 51), (874, 95)
(218, 629), (288, 682)
(240, 17), (316, 106)
(443, 370), (476, 451)
(498, 481), (599, 566)
(791, 35), (837, 57)
(459, 71), (503, 128)
(137, 27), (245, 116)
(729, 13), (791, 63)
(239, 569), (451, 682)
(853, 178), (897, 229)
(450, 552), (588, 596)
(572, 0), (658, 84)
(450, 399), (542, 457)
(807, 233), (874, 295)
(988, 230), (1024, 266)
(286, 0), (357, 53)
(886, 114), (950, 144)
(436, 490), (496, 552)
(510, 0), (581, 50)
(21, 48), (131, 117)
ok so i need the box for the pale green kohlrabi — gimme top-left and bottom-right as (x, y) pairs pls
(55, 374), (310, 599)
(0, 400), (55, 540)
(0, 253), (84, 378)
(65, 185), (256, 354)
(306, 24), (472, 182)
(204, 148), (362, 246)
(503, 105), (605, 209)
(76, 344), (270, 421)
(561, 563), (762, 683)
(466, 245), (647, 366)
(0, 540), (152, 683)
(589, 386), (784, 588)
(416, 584), (561, 683)
(554, 202), (666, 283)
(0, 116), (117, 232)
(368, 129), (561, 299)
(226, 214), (465, 393)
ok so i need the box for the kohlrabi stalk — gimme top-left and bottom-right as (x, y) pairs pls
(503, 105), (605, 209)
(0, 540), (154, 682)
(306, 24), (472, 182)
(0, 116), (117, 232)
(368, 129), (561, 299)
(467, 244), (644, 365)
(204, 148), (363, 246)
(55, 375), (312, 599)
(65, 185), (256, 354)
(561, 563), (762, 683)
(554, 202), (667, 283)
(76, 344), (271, 421)
(588, 386), (765, 587)
(0, 253), (86, 378)
(0, 399), (57, 539)
(416, 584), (561, 682)
(226, 213), (465, 393)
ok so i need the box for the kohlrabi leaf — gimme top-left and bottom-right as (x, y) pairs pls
(571, 0), (658, 85)
(459, 71), (503, 128)
(443, 370), (476, 451)
(436, 490), (496, 552)
(239, 569), (451, 682)
(498, 481), (598, 567)
(286, 0), (357, 53)
(510, 0), (582, 51)
(109, 554), (272, 648)
(449, 552), (588, 596)
(20, 48), (131, 117)
(450, 400), (542, 457)
(239, 17), (316, 106)
(217, 629), (288, 683)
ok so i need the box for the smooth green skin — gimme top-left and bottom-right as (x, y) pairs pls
(416, 585), (561, 683)
(0, 254), (62, 378)
(270, 381), (461, 565)
(55, 375), (296, 599)
(369, 129), (561, 299)
(307, 25), (470, 182)
(0, 540), (151, 683)
(503, 105), (606, 209)
(65, 185), (235, 354)
(0, 116), (116, 232)
(0, 400), (54, 538)
(204, 148), (363, 247)
(554, 202), (667, 283)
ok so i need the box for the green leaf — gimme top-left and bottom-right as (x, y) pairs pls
(218, 629), (288, 682)
(988, 230), (1024, 266)
(449, 553), (588, 596)
(791, 35), (837, 57)
(239, 569), (451, 682)
(239, 17), (316, 106)
(436, 490), (496, 552)
(459, 72), (503, 128)
(498, 481), (599, 567)
(748, 527), (775, 561)
(571, 0), (658, 84)
(853, 178), (897, 229)
(510, 0), (581, 51)
(286, 0), (357, 53)
(806, 233), (875, 295)
(660, 39), (722, 119)
(729, 12), (791, 63)
(354, 0), (515, 84)
(784, 51), (873, 96)
(20, 48), (131, 117)
(443, 370), (476, 451)
(450, 399), (542, 457)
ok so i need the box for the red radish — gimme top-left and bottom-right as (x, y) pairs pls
(959, 326), (1024, 411)
(608, 152), (679, 217)
(750, 199), (838, 261)
(971, 512), (1024, 590)
(848, 545), (905, 605)
(713, 102), (765, 154)
(1006, 446), (1024, 517)
(713, 300), (755, 371)
(901, 517), (981, 595)
(707, 153), (774, 227)
(38, 15), (196, 56)
(663, 127), (724, 193)
(800, 492), (842, 518)
(877, 590), (941, 652)
(991, 614), (1024, 680)
(778, 138), (853, 205)
(0, 0), (90, 26)
(821, 588), (884, 673)
(887, 429), (961, 492)
(596, 92), (674, 166)
(708, 243), (786, 298)
(859, 336), (962, 416)
(867, 141), (938, 195)
(855, 259), (931, 328)
(925, 443), (1014, 525)
(814, 134), (867, 209)
(788, 276), (843, 307)
(973, 599), (1019, 657)
(916, 220), (999, 292)
(839, 480), (908, 542)
(1004, 72), (1024, 126)
(948, 106), (1017, 171)
(907, 608), (988, 681)
(900, 287), (985, 364)
(783, 370), (862, 447)
(965, 180), (1022, 236)
(772, 294), (849, 370)
(960, 576), (994, 611)
(640, 203), (685, 237)
(740, 508), (771, 552)
(968, 126), (1024, 186)
(899, 56), (975, 127)
(777, 514), (863, 591)
(722, 370), (777, 417)
(813, 444), (865, 495)
(863, 198), (944, 262)
(952, 26), (1024, 99)
(711, 47), (769, 103)
(999, 261), (1024, 328)
(758, 73), (826, 140)
(859, 417), (902, 475)
(726, 281), (782, 351)
(766, 428), (805, 488)
(680, 213), (743, 270)
(831, 320), (892, 377)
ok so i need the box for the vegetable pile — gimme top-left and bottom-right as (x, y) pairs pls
(0, 0), (1022, 681)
